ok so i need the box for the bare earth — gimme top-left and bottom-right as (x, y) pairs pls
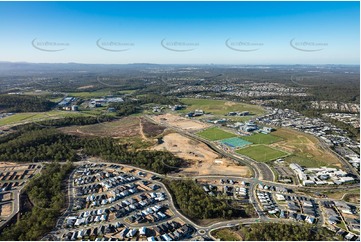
(224, 101), (237, 107)
(152, 113), (210, 132)
(0, 203), (12, 217)
(77, 85), (94, 90)
(0, 162), (29, 171)
(153, 133), (250, 177)
(0, 193), (11, 202)
(59, 117), (141, 138)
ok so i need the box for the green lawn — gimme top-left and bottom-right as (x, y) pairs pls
(181, 98), (265, 116)
(284, 155), (338, 168)
(197, 127), (237, 141)
(0, 111), (89, 126)
(69, 89), (135, 98)
(242, 133), (282, 144)
(236, 145), (288, 162)
(68, 91), (111, 98)
(272, 128), (341, 167)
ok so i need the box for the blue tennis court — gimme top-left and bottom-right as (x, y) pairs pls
(220, 137), (252, 148)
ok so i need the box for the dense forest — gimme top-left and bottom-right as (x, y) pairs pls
(238, 222), (338, 241)
(164, 179), (241, 220)
(0, 94), (55, 112)
(0, 129), (80, 162)
(0, 127), (182, 174)
(0, 162), (73, 241)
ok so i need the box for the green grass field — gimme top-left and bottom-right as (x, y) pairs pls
(197, 127), (237, 141)
(284, 155), (337, 168)
(242, 133), (282, 144)
(181, 98), (265, 116)
(0, 111), (89, 126)
(211, 229), (242, 241)
(272, 128), (342, 168)
(69, 89), (135, 98)
(68, 91), (111, 98)
(118, 90), (136, 94)
(236, 145), (288, 162)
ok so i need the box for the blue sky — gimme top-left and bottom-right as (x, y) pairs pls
(0, 1), (359, 64)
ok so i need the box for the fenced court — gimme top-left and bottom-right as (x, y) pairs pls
(220, 137), (252, 148)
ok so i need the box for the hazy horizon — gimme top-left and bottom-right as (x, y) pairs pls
(0, 1), (359, 65)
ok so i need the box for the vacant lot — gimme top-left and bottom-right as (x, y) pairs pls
(271, 128), (341, 167)
(153, 133), (250, 177)
(0, 162), (29, 171)
(0, 193), (11, 202)
(140, 118), (166, 138)
(236, 145), (288, 162)
(60, 116), (141, 138)
(197, 127), (237, 141)
(211, 228), (243, 241)
(324, 188), (360, 203)
(242, 133), (282, 144)
(152, 113), (210, 132)
(181, 98), (265, 116)
(0, 203), (12, 217)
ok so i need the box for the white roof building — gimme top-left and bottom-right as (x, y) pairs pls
(275, 194), (285, 201)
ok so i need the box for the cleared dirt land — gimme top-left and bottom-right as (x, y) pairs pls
(152, 113), (210, 132)
(0, 162), (29, 171)
(60, 117), (165, 140)
(153, 133), (250, 177)
(60, 116), (141, 138)
(0, 193), (11, 202)
(271, 128), (342, 167)
(0, 202), (12, 217)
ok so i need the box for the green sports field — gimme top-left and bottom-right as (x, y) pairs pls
(242, 133), (282, 144)
(197, 127), (237, 141)
(236, 145), (288, 162)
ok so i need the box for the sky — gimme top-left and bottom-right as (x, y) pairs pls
(0, 1), (359, 65)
